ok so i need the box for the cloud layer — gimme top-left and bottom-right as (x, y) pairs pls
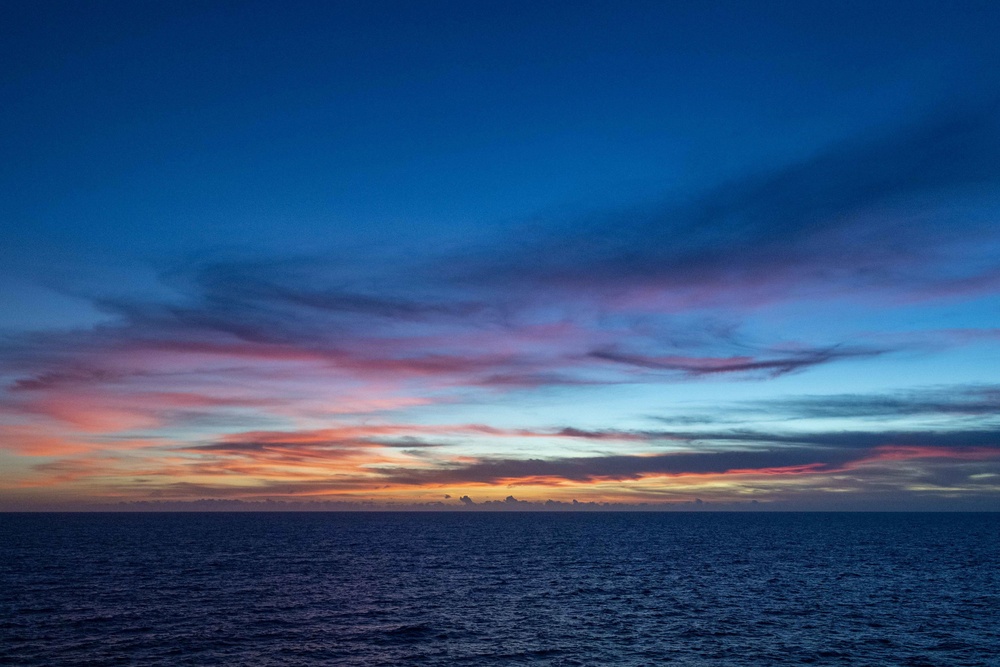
(2, 98), (1000, 509)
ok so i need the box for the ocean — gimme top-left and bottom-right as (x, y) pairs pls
(2, 512), (998, 665)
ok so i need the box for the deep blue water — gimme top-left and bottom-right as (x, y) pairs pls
(1, 512), (999, 666)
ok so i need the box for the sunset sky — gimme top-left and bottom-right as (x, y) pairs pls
(2, 0), (1000, 510)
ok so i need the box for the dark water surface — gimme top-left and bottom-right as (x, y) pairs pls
(2, 512), (998, 666)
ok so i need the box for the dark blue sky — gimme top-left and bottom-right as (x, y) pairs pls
(1, 1), (999, 509)
(5, 1), (997, 263)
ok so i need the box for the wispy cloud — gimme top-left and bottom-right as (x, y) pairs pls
(589, 345), (886, 378)
(2, 104), (999, 510)
(461, 100), (1000, 305)
(746, 385), (1000, 419)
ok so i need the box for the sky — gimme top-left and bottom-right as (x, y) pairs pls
(2, 0), (1000, 510)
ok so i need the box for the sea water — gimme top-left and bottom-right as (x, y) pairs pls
(2, 512), (998, 665)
